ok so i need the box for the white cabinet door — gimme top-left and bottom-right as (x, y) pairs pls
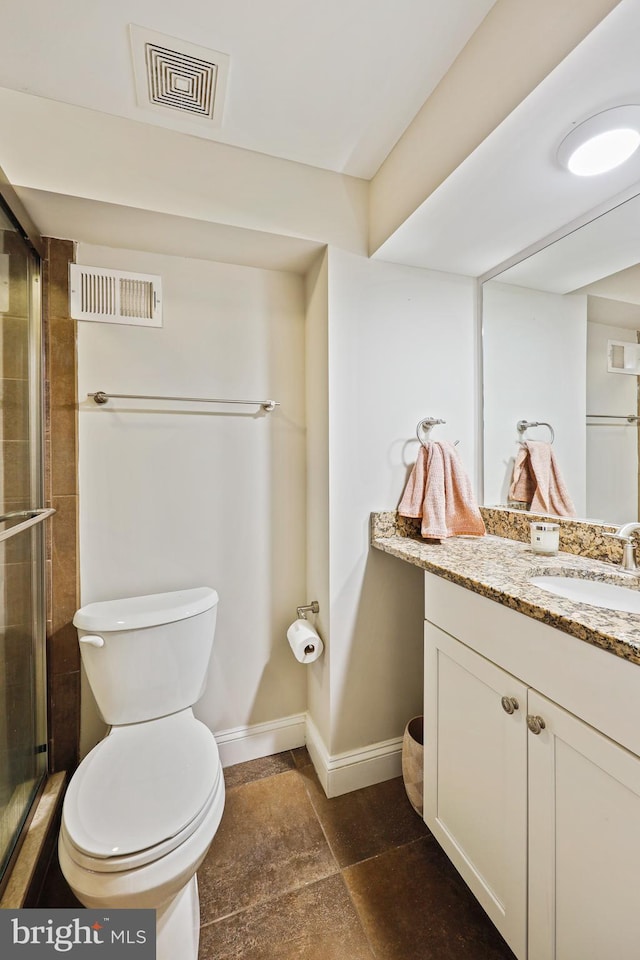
(424, 623), (528, 959)
(528, 690), (640, 960)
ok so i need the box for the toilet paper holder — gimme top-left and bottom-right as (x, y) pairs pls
(296, 600), (319, 620)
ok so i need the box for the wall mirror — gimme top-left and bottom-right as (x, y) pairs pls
(482, 190), (640, 526)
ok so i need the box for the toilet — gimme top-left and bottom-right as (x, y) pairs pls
(58, 587), (225, 960)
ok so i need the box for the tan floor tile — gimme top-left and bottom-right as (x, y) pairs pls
(198, 874), (375, 960)
(223, 750), (296, 790)
(290, 746), (311, 770)
(299, 768), (429, 868)
(343, 837), (516, 960)
(198, 770), (338, 923)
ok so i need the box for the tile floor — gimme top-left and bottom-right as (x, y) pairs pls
(39, 748), (516, 959)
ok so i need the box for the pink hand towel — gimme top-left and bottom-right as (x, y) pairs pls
(509, 441), (576, 518)
(509, 445), (536, 504)
(398, 441), (485, 539)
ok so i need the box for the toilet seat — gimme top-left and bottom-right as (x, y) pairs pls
(62, 710), (221, 872)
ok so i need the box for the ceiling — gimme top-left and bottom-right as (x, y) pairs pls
(488, 192), (640, 295)
(375, 0), (640, 276)
(0, 0), (495, 180)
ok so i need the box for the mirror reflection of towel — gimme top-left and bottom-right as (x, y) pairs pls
(398, 440), (485, 539)
(509, 441), (576, 518)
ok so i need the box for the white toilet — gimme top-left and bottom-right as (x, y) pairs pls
(58, 587), (225, 960)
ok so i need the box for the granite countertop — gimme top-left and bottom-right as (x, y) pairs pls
(371, 525), (640, 666)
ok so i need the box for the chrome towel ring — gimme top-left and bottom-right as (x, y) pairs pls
(416, 417), (459, 447)
(517, 419), (555, 444)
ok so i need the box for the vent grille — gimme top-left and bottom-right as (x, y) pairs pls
(608, 339), (640, 375)
(146, 44), (217, 118)
(69, 265), (162, 327)
(130, 25), (229, 127)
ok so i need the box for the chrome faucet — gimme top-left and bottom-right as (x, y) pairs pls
(606, 522), (640, 572)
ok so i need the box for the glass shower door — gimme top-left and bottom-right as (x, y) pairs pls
(0, 201), (47, 885)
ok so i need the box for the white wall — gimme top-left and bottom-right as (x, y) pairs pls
(76, 244), (307, 755)
(586, 320), (638, 523)
(482, 281), (587, 515)
(304, 252), (331, 749)
(0, 89), (368, 255)
(75, 240), (483, 786)
(308, 249), (478, 759)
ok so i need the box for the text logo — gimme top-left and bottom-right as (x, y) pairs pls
(0, 909), (156, 957)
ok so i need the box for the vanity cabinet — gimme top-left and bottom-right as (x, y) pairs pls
(423, 572), (640, 960)
(527, 690), (640, 960)
(424, 623), (528, 957)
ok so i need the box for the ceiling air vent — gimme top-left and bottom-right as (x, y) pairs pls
(130, 25), (229, 127)
(69, 265), (162, 327)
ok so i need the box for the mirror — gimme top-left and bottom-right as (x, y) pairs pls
(482, 191), (640, 526)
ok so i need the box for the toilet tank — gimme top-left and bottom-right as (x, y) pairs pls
(73, 587), (218, 726)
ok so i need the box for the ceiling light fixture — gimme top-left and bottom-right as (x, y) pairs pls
(557, 106), (640, 176)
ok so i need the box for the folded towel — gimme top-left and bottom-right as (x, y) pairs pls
(509, 441), (576, 518)
(398, 440), (485, 539)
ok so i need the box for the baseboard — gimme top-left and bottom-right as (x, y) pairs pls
(305, 716), (403, 798)
(215, 713), (306, 768)
(215, 712), (403, 796)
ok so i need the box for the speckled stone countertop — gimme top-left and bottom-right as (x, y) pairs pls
(371, 512), (640, 666)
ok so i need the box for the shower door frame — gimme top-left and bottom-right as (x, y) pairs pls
(0, 170), (49, 897)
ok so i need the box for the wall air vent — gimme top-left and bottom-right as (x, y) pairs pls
(608, 339), (640, 375)
(130, 25), (229, 127)
(69, 264), (162, 327)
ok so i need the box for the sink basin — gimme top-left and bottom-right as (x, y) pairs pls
(529, 575), (640, 613)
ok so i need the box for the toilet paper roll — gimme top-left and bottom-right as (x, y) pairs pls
(287, 619), (324, 664)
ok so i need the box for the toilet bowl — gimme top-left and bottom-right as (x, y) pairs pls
(59, 588), (224, 960)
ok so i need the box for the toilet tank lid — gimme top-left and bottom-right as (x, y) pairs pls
(73, 587), (218, 632)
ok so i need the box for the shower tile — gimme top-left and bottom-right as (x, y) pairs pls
(1, 441), (31, 505)
(222, 750), (297, 790)
(0, 379), (29, 442)
(48, 621), (80, 677)
(3, 522), (32, 564)
(298, 767), (429, 868)
(44, 237), (79, 778)
(49, 671), (80, 773)
(0, 628), (30, 688)
(198, 769), (338, 924)
(46, 242), (74, 320)
(198, 874), (374, 960)
(0, 562), (32, 629)
(50, 420), (77, 498)
(50, 496), (78, 634)
(0, 316), (29, 380)
(1, 232), (29, 319)
(343, 838), (516, 960)
(48, 315), (75, 376)
(0, 627), (32, 688)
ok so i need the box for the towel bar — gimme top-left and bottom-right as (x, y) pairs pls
(88, 391), (280, 412)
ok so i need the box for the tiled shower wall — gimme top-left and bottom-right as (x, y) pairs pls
(42, 238), (79, 774)
(0, 229), (34, 829)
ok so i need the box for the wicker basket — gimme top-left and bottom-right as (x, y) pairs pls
(401, 716), (424, 816)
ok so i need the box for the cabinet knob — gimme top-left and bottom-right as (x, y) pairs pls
(527, 715), (546, 735)
(501, 696), (519, 715)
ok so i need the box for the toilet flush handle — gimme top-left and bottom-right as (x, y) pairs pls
(79, 634), (104, 648)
